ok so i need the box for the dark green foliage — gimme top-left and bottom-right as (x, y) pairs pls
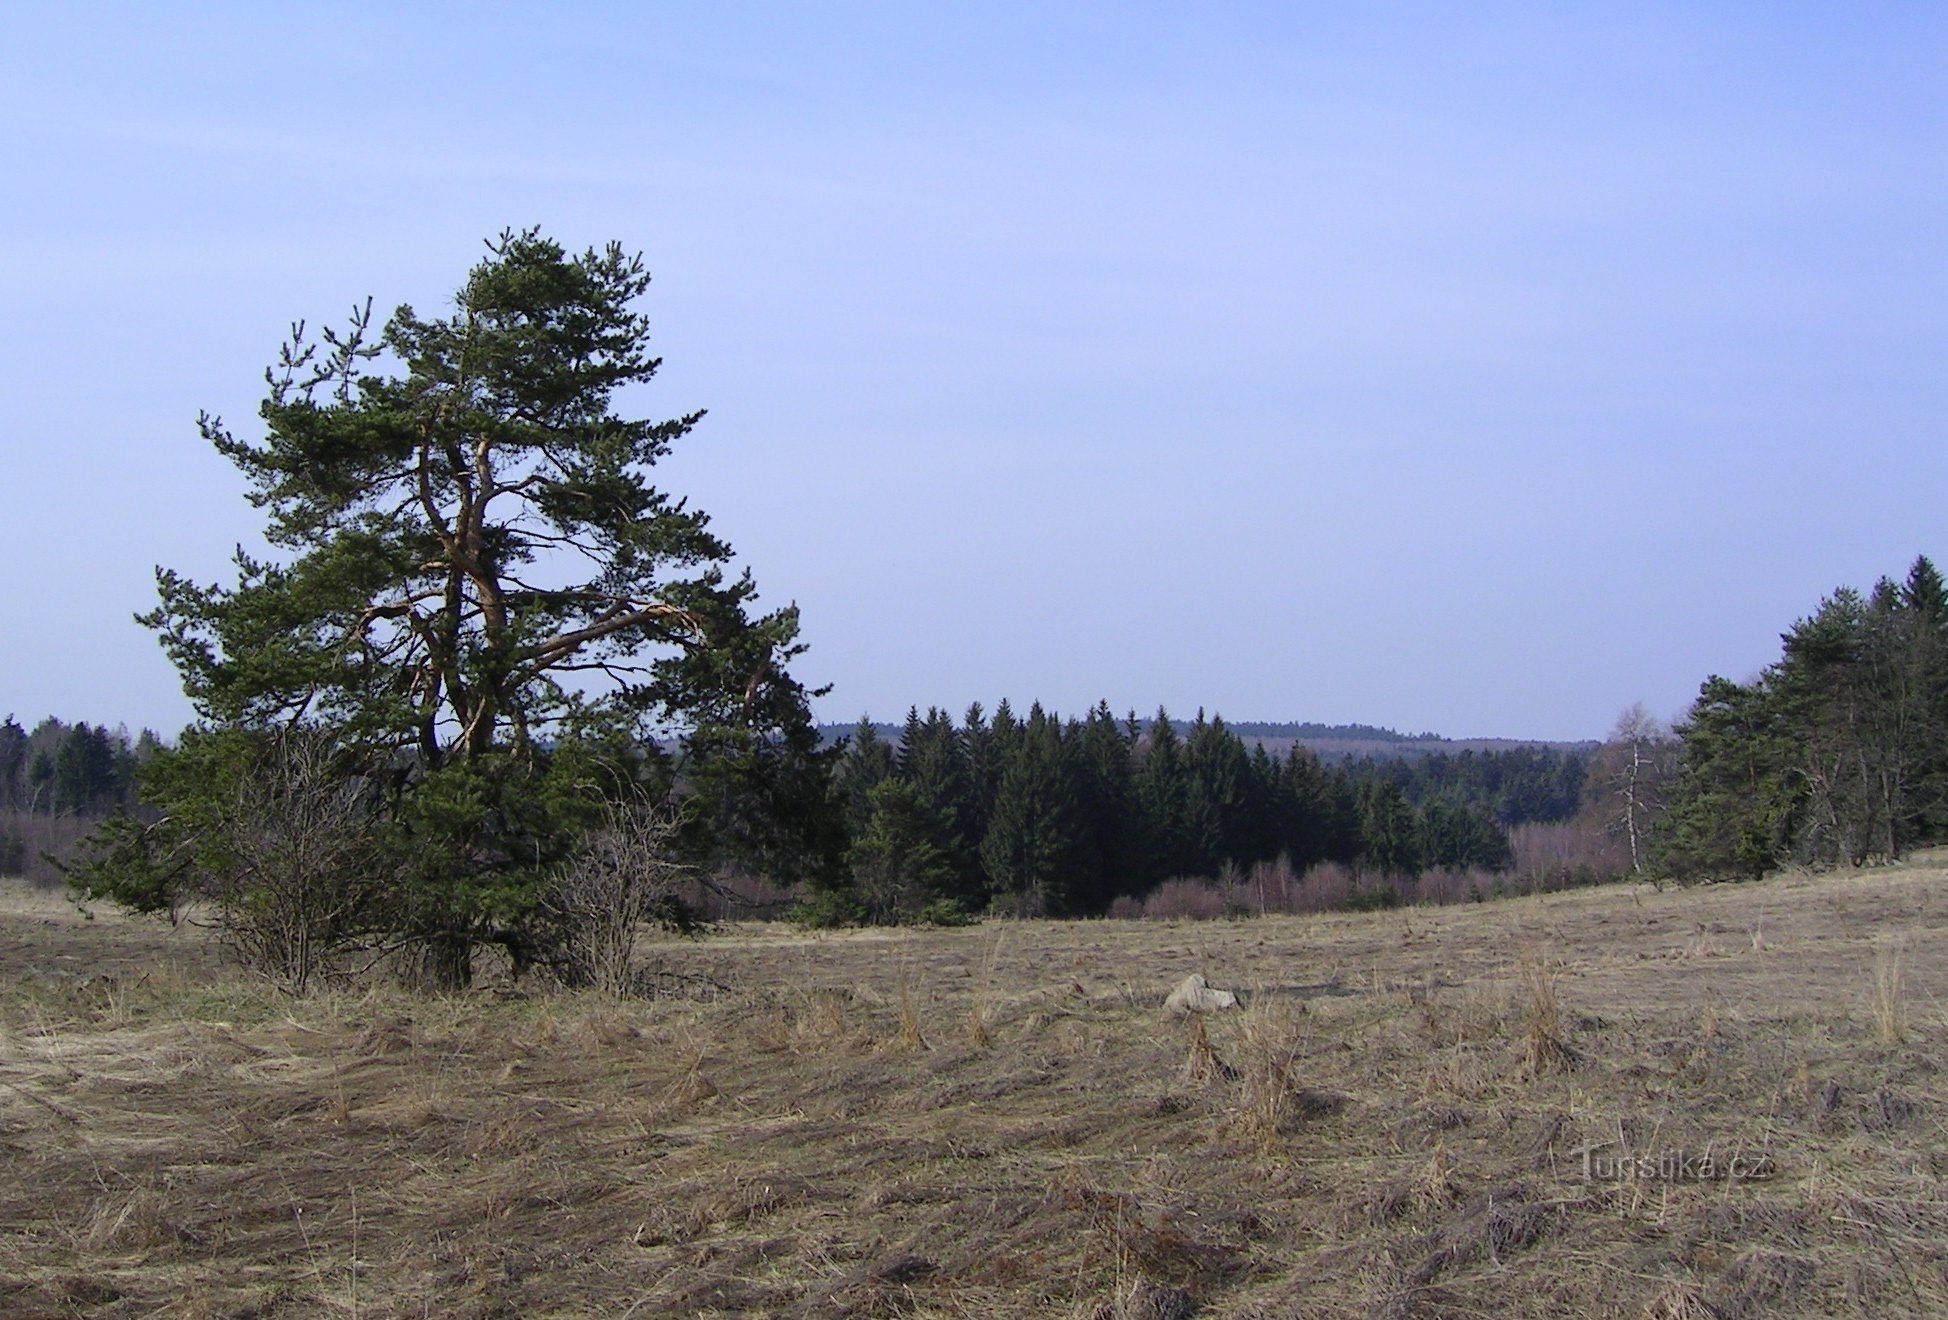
(52, 724), (121, 816)
(1339, 744), (1589, 826)
(979, 704), (1083, 914)
(833, 719), (896, 836)
(0, 717), (27, 811)
(1659, 556), (1948, 881)
(1356, 779), (1420, 874)
(1135, 710), (1192, 884)
(898, 707), (982, 907)
(0, 718), (145, 818)
(1660, 677), (1802, 880)
(1415, 797), (1514, 870)
(808, 696), (1523, 923)
(75, 231), (824, 985)
(849, 778), (958, 923)
(1067, 704), (1139, 912)
(1183, 710), (1255, 876)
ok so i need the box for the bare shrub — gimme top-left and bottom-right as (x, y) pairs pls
(1240, 855), (1300, 912)
(1508, 820), (1629, 891)
(1230, 1000), (1308, 1144)
(1295, 860), (1354, 913)
(1141, 878), (1229, 921)
(542, 801), (686, 997)
(1413, 866), (1499, 906)
(215, 732), (389, 995)
(1516, 950), (1576, 1076)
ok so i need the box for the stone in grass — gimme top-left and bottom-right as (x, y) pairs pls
(1163, 974), (1238, 1016)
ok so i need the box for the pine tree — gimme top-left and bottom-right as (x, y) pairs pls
(1660, 676), (1800, 879)
(0, 717), (26, 812)
(899, 706), (981, 908)
(1070, 702), (1137, 912)
(1356, 778), (1419, 875)
(51, 724), (120, 816)
(73, 231), (824, 986)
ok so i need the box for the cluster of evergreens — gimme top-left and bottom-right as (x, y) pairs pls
(812, 703), (1543, 923)
(0, 716), (158, 818)
(1657, 556), (1948, 879)
(0, 718), (165, 878)
(1340, 745), (1589, 828)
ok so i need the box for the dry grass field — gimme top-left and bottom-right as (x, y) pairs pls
(5, 859), (1948, 1318)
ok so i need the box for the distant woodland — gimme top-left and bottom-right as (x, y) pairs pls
(21, 236), (1948, 993)
(814, 706), (1588, 923)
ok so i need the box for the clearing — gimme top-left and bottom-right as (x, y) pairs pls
(3, 860), (1947, 1317)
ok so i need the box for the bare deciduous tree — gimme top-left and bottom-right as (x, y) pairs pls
(1588, 704), (1679, 875)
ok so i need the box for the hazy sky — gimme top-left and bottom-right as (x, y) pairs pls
(5, 4), (1946, 741)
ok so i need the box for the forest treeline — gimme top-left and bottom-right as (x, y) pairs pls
(0, 717), (163, 880)
(1657, 555), (1948, 879)
(810, 703), (1589, 923)
(20, 558), (1948, 935)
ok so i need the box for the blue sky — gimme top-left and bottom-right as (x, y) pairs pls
(4, 4), (1945, 741)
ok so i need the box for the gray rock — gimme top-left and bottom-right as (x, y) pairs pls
(1163, 973), (1238, 1015)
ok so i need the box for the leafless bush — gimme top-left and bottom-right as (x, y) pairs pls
(1508, 820), (1630, 890)
(1517, 949), (1577, 1075)
(678, 866), (799, 921)
(1295, 860), (1354, 912)
(1140, 877), (1232, 920)
(215, 733), (388, 995)
(1116, 857), (1532, 921)
(1414, 866), (1500, 905)
(543, 801), (687, 997)
(1872, 940), (1907, 1047)
(0, 809), (97, 890)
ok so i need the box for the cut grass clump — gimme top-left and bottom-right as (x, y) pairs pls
(1871, 939), (1906, 1047)
(1517, 949), (1578, 1076)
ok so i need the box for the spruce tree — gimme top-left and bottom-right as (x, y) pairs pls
(1135, 709), (1190, 885)
(979, 704), (1081, 913)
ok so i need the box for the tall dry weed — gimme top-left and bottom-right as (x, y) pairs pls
(1872, 940), (1907, 1047)
(893, 960), (928, 1052)
(1517, 950), (1575, 1076)
(968, 932), (1003, 1049)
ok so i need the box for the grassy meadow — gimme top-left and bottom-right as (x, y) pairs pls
(4, 861), (1948, 1317)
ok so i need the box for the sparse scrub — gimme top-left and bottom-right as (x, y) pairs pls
(1116, 858), (1584, 922)
(1508, 819), (1630, 890)
(1226, 999), (1312, 1144)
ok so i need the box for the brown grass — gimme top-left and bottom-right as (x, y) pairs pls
(1872, 938), (1907, 1047)
(5, 856), (1948, 1315)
